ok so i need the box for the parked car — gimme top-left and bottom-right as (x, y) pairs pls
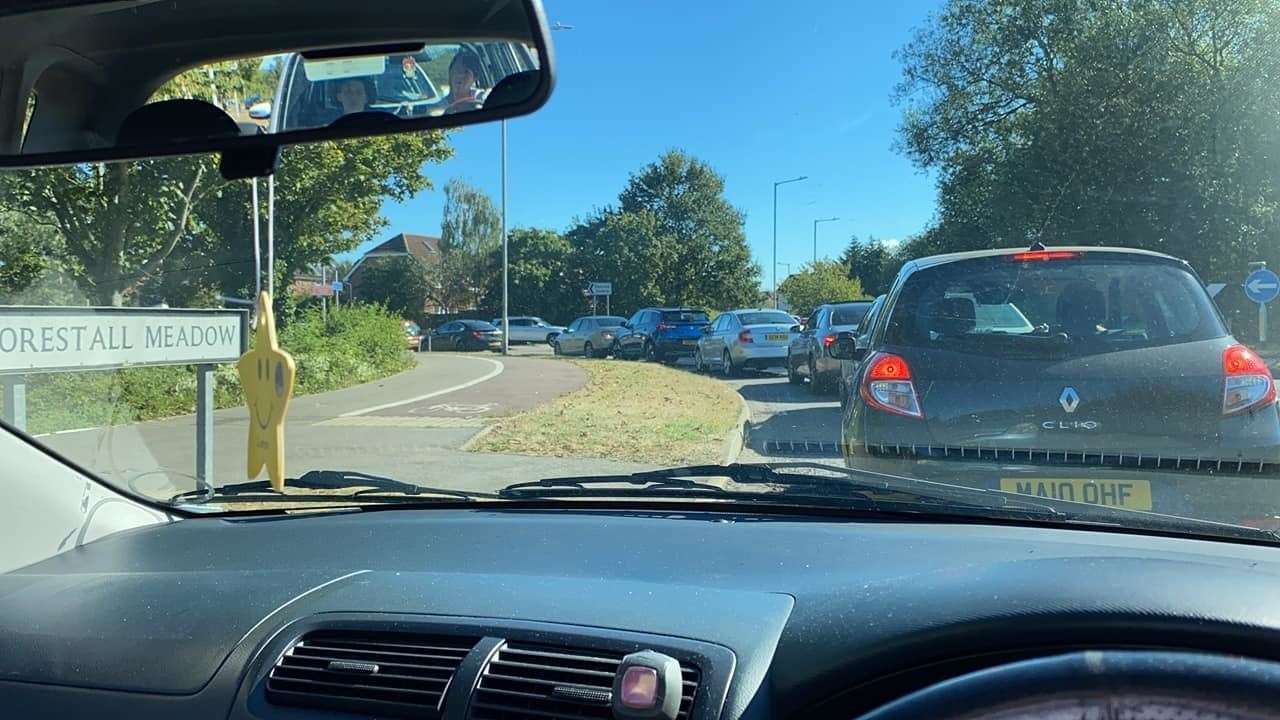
(695, 308), (797, 376)
(614, 307), (711, 363)
(838, 295), (886, 410)
(402, 320), (424, 352)
(787, 300), (876, 393)
(833, 246), (1280, 523)
(553, 315), (627, 358)
(491, 316), (566, 345)
(428, 319), (503, 352)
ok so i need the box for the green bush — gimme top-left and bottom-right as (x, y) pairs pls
(24, 303), (414, 435)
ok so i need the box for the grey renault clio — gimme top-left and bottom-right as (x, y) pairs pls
(837, 246), (1280, 524)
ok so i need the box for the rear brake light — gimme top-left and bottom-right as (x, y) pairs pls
(861, 353), (922, 418)
(738, 330), (753, 344)
(822, 334), (836, 347)
(471, 331), (485, 339)
(1223, 344), (1276, 415)
(1010, 250), (1080, 262)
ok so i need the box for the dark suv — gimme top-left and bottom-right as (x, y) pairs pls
(835, 246), (1280, 524)
(615, 307), (711, 363)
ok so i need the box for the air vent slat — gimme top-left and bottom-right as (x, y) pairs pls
(469, 642), (700, 720)
(272, 665), (452, 689)
(281, 654), (458, 677)
(266, 630), (478, 719)
(295, 644), (469, 663)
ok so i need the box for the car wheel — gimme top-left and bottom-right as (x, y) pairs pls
(546, 333), (558, 345)
(694, 348), (706, 373)
(552, 340), (562, 356)
(584, 341), (595, 359)
(721, 351), (737, 378)
(787, 354), (802, 385)
(453, 336), (463, 352)
(810, 359), (830, 394)
(644, 341), (658, 363)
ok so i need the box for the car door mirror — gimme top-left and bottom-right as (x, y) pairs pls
(702, 326), (713, 335)
(789, 324), (802, 333)
(829, 334), (858, 360)
(621, 321), (631, 329)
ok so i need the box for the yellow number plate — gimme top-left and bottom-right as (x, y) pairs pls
(766, 333), (789, 341)
(1000, 478), (1153, 510)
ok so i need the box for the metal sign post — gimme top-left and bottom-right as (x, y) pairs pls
(1244, 264), (1278, 344)
(587, 281), (612, 316)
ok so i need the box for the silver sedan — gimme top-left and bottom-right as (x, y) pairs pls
(553, 315), (628, 358)
(695, 309), (798, 377)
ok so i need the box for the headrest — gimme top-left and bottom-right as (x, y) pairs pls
(117, 99), (240, 146)
(933, 296), (976, 336)
(1056, 280), (1106, 335)
(483, 70), (540, 110)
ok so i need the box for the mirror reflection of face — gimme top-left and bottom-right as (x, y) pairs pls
(336, 79), (368, 114)
(449, 65), (475, 97)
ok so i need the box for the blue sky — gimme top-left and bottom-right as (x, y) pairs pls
(362, 0), (943, 286)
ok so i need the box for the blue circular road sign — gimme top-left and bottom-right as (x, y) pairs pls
(1245, 269), (1280, 305)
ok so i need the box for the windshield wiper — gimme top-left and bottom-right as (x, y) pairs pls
(168, 469), (496, 506)
(500, 462), (1280, 542)
(502, 462), (1065, 519)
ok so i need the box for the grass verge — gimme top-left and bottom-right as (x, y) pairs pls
(471, 359), (742, 466)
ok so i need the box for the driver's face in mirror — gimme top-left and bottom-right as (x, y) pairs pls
(335, 78), (370, 114)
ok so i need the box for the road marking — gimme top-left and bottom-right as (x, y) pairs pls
(317, 416), (489, 428)
(338, 356), (505, 417)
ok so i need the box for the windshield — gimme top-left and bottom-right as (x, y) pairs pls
(4, 0), (1280, 544)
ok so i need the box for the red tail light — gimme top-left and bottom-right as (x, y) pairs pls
(471, 331), (485, 339)
(861, 353), (922, 418)
(1223, 344), (1276, 415)
(822, 334), (837, 347)
(1010, 250), (1080, 262)
(738, 330), (753, 344)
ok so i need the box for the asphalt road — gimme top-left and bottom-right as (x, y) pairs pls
(38, 350), (653, 501)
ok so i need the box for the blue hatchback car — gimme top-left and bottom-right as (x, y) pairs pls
(614, 307), (711, 363)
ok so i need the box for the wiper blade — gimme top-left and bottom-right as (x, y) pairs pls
(169, 469), (494, 506)
(502, 462), (1063, 518)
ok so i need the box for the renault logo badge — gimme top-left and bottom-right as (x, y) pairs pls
(1059, 387), (1080, 413)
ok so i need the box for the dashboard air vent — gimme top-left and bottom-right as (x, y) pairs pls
(469, 642), (700, 720)
(266, 629), (479, 718)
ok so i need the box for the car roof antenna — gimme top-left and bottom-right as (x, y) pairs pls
(1028, 241), (1047, 252)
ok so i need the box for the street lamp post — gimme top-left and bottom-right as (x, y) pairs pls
(812, 217), (839, 264)
(772, 176), (808, 308)
(775, 262), (791, 310)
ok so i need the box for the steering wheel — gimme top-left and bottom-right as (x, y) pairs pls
(445, 96), (484, 114)
(855, 651), (1280, 719)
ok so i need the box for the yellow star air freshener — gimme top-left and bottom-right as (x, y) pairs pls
(237, 292), (296, 491)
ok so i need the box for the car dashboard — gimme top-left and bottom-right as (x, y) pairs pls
(4, 506), (1280, 719)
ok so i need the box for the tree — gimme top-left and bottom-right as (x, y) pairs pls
(777, 260), (866, 317)
(617, 150), (760, 309)
(479, 228), (584, 323)
(840, 235), (898, 296)
(565, 150), (760, 314)
(356, 256), (432, 319)
(431, 179), (500, 312)
(894, 0), (1280, 279)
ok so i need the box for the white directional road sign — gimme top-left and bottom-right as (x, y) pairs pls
(1245, 268), (1280, 305)
(588, 281), (612, 296)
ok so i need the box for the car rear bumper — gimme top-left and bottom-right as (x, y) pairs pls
(733, 345), (787, 369)
(844, 445), (1280, 525)
(656, 338), (700, 356)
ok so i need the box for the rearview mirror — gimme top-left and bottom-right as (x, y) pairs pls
(0, 0), (554, 177)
